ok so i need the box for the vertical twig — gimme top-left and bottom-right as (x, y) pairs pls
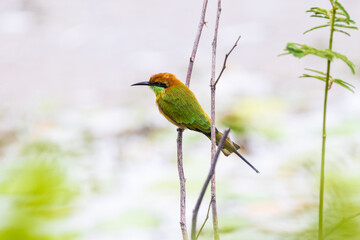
(177, 1), (209, 239)
(210, 1), (222, 239)
(191, 35), (241, 239)
(191, 129), (231, 240)
(186, 0), (209, 87)
(177, 128), (189, 240)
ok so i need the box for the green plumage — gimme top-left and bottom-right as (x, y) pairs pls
(157, 84), (210, 133)
(156, 80), (240, 157)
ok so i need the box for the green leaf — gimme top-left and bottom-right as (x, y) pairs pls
(283, 43), (307, 58)
(300, 74), (326, 81)
(334, 16), (356, 25)
(303, 24), (330, 34)
(284, 43), (333, 59)
(283, 43), (356, 74)
(306, 4), (357, 26)
(330, 50), (356, 74)
(304, 68), (327, 76)
(334, 29), (351, 36)
(334, 1), (350, 23)
(334, 24), (358, 29)
(334, 79), (355, 93)
(300, 73), (355, 93)
(307, 7), (329, 16)
(311, 15), (329, 20)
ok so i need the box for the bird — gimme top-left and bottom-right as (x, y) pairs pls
(132, 73), (259, 173)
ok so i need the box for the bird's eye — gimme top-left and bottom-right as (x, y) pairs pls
(154, 82), (167, 88)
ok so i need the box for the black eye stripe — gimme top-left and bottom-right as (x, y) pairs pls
(152, 82), (167, 88)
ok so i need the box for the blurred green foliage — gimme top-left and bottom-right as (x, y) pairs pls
(98, 208), (162, 232)
(292, 169), (360, 240)
(221, 97), (284, 140)
(0, 140), (79, 240)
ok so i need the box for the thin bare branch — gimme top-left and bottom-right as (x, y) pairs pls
(191, 129), (231, 240)
(186, 0), (209, 87)
(210, 1), (222, 239)
(214, 35), (241, 86)
(177, 128), (189, 240)
(177, 1), (209, 239)
(196, 196), (215, 240)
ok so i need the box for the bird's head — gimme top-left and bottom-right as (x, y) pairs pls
(131, 73), (181, 96)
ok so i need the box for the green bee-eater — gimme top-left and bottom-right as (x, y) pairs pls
(132, 73), (259, 173)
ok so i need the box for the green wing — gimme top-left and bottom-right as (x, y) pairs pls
(157, 86), (211, 134)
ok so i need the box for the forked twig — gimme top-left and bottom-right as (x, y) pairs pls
(214, 35), (241, 86)
(196, 196), (215, 240)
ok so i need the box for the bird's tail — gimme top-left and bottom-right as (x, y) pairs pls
(210, 130), (259, 173)
(214, 130), (240, 156)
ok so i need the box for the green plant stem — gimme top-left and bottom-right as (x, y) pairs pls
(319, 60), (330, 240)
(318, 3), (336, 240)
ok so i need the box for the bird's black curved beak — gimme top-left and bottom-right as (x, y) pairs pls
(131, 81), (150, 86)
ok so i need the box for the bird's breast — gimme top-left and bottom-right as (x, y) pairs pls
(155, 99), (184, 129)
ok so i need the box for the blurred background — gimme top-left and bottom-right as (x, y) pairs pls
(0, 0), (359, 239)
